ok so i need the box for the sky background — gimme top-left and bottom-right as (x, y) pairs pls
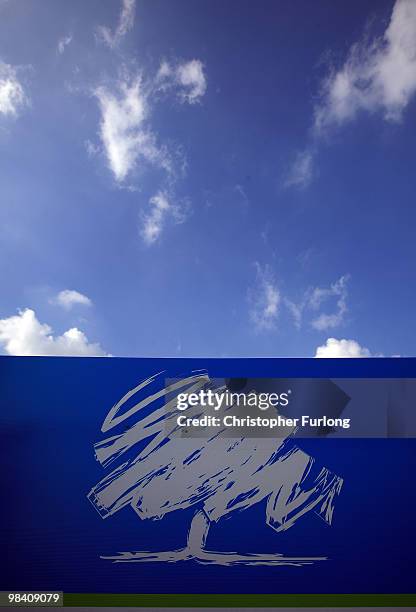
(0, 0), (415, 358)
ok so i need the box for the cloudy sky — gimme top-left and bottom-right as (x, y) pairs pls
(0, 0), (415, 358)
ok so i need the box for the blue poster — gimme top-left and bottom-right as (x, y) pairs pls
(1, 356), (415, 596)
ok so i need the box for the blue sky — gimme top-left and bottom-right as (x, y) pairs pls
(0, 0), (415, 357)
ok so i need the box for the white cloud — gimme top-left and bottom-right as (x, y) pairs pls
(0, 309), (107, 356)
(308, 275), (349, 331)
(315, 0), (416, 133)
(281, 274), (349, 330)
(97, 0), (135, 49)
(57, 34), (72, 55)
(249, 264), (280, 331)
(156, 60), (172, 81)
(95, 75), (170, 182)
(85, 139), (100, 157)
(286, 0), (416, 190)
(284, 149), (314, 189)
(0, 61), (27, 118)
(285, 298), (303, 329)
(156, 59), (207, 104)
(176, 60), (207, 104)
(315, 337), (371, 358)
(140, 191), (188, 245)
(52, 289), (92, 310)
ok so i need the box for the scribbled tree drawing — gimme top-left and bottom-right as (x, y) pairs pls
(88, 372), (345, 565)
